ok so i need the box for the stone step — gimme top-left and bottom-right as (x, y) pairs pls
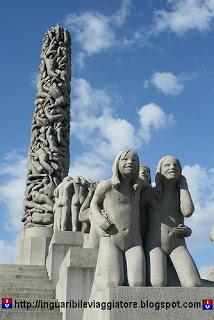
(0, 287), (55, 295)
(0, 292), (55, 299)
(0, 281), (55, 289)
(0, 273), (48, 280)
(0, 278), (52, 285)
(0, 264), (46, 271)
(0, 269), (48, 276)
(1, 311), (62, 320)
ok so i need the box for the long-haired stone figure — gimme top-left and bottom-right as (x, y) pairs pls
(144, 155), (201, 287)
(22, 25), (71, 228)
(89, 149), (147, 297)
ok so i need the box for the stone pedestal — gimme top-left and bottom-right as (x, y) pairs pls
(56, 246), (98, 320)
(83, 286), (214, 320)
(46, 231), (83, 284)
(16, 227), (53, 266)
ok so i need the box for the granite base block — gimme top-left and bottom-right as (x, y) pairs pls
(46, 230), (83, 283)
(56, 246), (98, 320)
(16, 227), (53, 265)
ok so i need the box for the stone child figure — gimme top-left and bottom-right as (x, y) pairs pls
(79, 182), (99, 249)
(71, 176), (89, 232)
(90, 149), (146, 296)
(53, 176), (74, 231)
(144, 156), (201, 287)
(139, 165), (151, 186)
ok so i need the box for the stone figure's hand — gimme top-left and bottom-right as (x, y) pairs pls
(178, 175), (188, 190)
(105, 224), (118, 236)
(172, 224), (192, 237)
(88, 182), (98, 193)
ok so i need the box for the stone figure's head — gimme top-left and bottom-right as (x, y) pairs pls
(111, 149), (139, 189)
(157, 156), (181, 180)
(139, 165), (151, 185)
(154, 156), (182, 199)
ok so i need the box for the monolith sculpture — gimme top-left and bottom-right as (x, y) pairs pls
(16, 25), (71, 265)
(22, 25), (71, 227)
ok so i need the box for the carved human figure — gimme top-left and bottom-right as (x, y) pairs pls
(139, 165), (151, 186)
(23, 25), (71, 227)
(79, 182), (99, 248)
(144, 156), (201, 287)
(53, 176), (74, 231)
(90, 150), (146, 296)
(71, 177), (89, 232)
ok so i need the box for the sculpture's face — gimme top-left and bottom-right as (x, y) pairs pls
(139, 166), (150, 182)
(118, 151), (139, 177)
(161, 156), (181, 180)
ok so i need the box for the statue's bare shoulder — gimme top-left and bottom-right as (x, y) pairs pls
(96, 179), (112, 193)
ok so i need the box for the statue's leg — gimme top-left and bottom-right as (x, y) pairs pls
(149, 247), (167, 287)
(71, 195), (79, 231)
(85, 223), (99, 249)
(61, 206), (69, 231)
(125, 245), (146, 286)
(91, 237), (124, 296)
(170, 246), (201, 287)
(54, 210), (60, 230)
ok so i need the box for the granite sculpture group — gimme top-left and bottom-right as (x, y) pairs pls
(49, 151), (201, 294)
(14, 25), (214, 320)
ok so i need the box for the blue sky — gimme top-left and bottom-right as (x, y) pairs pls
(0, 0), (214, 278)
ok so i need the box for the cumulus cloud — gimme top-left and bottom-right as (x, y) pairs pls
(182, 164), (214, 255)
(199, 265), (214, 280)
(0, 240), (16, 264)
(0, 153), (27, 231)
(145, 71), (199, 95)
(153, 0), (214, 34)
(138, 103), (174, 141)
(145, 72), (184, 95)
(65, 0), (131, 67)
(70, 78), (174, 179)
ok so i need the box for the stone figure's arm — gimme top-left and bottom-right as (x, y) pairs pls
(79, 185), (97, 222)
(179, 175), (194, 217)
(90, 180), (112, 231)
(171, 224), (192, 237)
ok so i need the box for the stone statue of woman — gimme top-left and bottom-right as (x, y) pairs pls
(143, 155), (201, 287)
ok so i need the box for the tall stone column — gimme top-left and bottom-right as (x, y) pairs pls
(16, 25), (71, 265)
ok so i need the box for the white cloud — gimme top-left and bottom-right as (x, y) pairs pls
(112, 0), (132, 27)
(0, 153), (27, 231)
(71, 78), (174, 177)
(0, 240), (15, 264)
(65, 0), (131, 67)
(153, 0), (214, 34)
(69, 152), (110, 182)
(145, 71), (199, 95)
(146, 72), (184, 95)
(182, 164), (214, 254)
(66, 11), (116, 56)
(138, 103), (174, 141)
(199, 265), (214, 280)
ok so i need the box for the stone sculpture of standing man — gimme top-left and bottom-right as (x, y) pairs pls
(90, 149), (146, 296)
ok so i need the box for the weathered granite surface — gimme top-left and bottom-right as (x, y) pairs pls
(22, 25), (71, 228)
